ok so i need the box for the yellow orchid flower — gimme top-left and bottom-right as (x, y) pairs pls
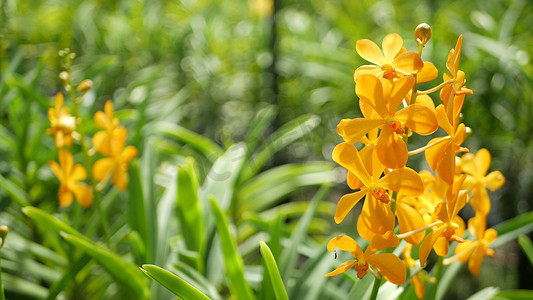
(425, 103), (468, 185)
(332, 142), (424, 240)
(354, 33), (424, 81)
(326, 232), (406, 285)
(453, 214), (497, 277)
(48, 149), (93, 208)
(93, 127), (137, 191)
(338, 74), (438, 169)
(46, 93), (76, 148)
(460, 149), (505, 215)
(440, 35), (473, 109)
(93, 100), (123, 156)
(419, 176), (468, 267)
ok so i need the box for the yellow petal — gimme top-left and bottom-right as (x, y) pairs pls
(356, 39), (386, 66)
(105, 100), (114, 120)
(94, 111), (109, 129)
(412, 274), (426, 299)
(435, 105), (453, 136)
(55, 92), (64, 110)
(436, 145), (455, 186)
(58, 149), (73, 178)
(417, 62), (438, 83)
(474, 148), (491, 177)
(70, 164), (87, 182)
(356, 74), (388, 118)
(395, 104), (438, 135)
(93, 158), (115, 182)
(415, 94), (436, 110)
(354, 65), (382, 83)
(485, 171), (505, 191)
(433, 236), (449, 257)
(340, 118), (383, 144)
(347, 171), (364, 190)
(468, 247), (484, 277)
(396, 202), (426, 245)
(71, 183), (93, 208)
(365, 231), (399, 256)
(470, 185), (490, 216)
(366, 253), (406, 285)
(419, 225), (446, 267)
(376, 127), (407, 169)
(424, 137), (449, 171)
(382, 33), (403, 63)
(378, 167), (424, 196)
(48, 161), (63, 182)
(358, 195), (395, 240)
(389, 76), (415, 113)
(455, 240), (476, 264)
(392, 51), (424, 74)
(93, 130), (111, 155)
(332, 143), (372, 186)
(325, 260), (357, 277)
(112, 165), (128, 190)
(446, 35), (463, 76)
(122, 146), (138, 162)
(58, 185), (73, 207)
(334, 189), (367, 224)
(327, 235), (361, 254)
(484, 228), (498, 243)
(467, 214), (486, 240)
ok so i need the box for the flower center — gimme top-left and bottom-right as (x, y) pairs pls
(372, 187), (391, 204)
(386, 118), (405, 135)
(354, 260), (369, 279)
(381, 64), (399, 80)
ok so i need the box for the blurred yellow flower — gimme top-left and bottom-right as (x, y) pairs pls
(326, 232), (406, 285)
(48, 149), (93, 208)
(354, 33), (424, 81)
(93, 100), (123, 156)
(454, 214), (497, 277)
(460, 148), (505, 215)
(46, 93), (76, 148)
(93, 127), (137, 190)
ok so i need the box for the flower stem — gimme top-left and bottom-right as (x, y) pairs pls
(417, 79), (454, 95)
(369, 275), (382, 300)
(64, 65), (111, 245)
(408, 136), (451, 156)
(397, 221), (442, 239)
(430, 256), (444, 300)
(0, 251), (4, 300)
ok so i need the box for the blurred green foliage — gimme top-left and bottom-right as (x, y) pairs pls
(0, 0), (532, 299)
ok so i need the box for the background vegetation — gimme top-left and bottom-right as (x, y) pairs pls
(1, 0), (532, 299)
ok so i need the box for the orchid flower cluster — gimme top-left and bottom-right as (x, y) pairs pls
(327, 24), (505, 298)
(47, 49), (137, 209)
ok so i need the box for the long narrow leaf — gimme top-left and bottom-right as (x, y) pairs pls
(518, 235), (533, 266)
(260, 241), (289, 300)
(62, 233), (149, 299)
(209, 197), (255, 300)
(140, 264), (211, 300)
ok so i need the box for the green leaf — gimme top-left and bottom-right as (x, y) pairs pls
(21, 206), (85, 240)
(62, 233), (149, 299)
(493, 211), (533, 248)
(240, 114), (321, 181)
(140, 264), (211, 300)
(279, 185), (330, 279)
(209, 197), (255, 300)
(151, 122), (223, 162)
(493, 290), (533, 300)
(260, 241), (289, 300)
(176, 157), (205, 272)
(0, 174), (30, 207)
(518, 235), (533, 266)
(238, 162), (335, 213)
(465, 287), (499, 300)
(127, 161), (149, 259)
(243, 105), (277, 154)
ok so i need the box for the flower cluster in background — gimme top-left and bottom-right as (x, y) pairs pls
(328, 24), (505, 299)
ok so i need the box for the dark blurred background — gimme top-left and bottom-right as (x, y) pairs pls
(1, 0), (532, 298)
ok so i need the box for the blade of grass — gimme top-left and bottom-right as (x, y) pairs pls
(140, 264), (211, 300)
(260, 241), (289, 300)
(518, 235), (533, 266)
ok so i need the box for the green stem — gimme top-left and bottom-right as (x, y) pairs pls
(369, 275), (382, 300)
(430, 256), (444, 300)
(0, 251), (5, 300)
(67, 77), (111, 245)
